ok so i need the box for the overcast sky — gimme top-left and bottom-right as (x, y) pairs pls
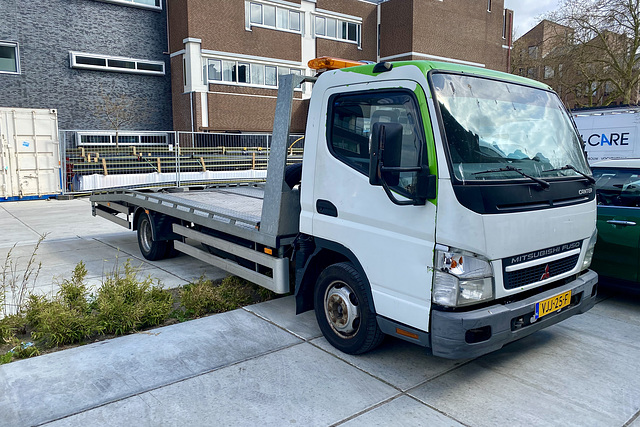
(504, 0), (561, 38)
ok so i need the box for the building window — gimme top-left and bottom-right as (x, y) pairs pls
(206, 57), (303, 89)
(528, 46), (539, 59)
(247, 1), (302, 33)
(604, 81), (614, 96)
(502, 11), (507, 38)
(314, 15), (361, 47)
(0, 41), (20, 74)
(95, 0), (162, 10)
(77, 132), (169, 146)
(70, 52), (165, 75)
(544, 65), (554, 79)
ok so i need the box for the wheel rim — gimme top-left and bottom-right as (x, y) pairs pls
(140, 217), (153, 253)
(324, 280), (360, 338)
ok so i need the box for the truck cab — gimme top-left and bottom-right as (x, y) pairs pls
(295, 59), (598, 358)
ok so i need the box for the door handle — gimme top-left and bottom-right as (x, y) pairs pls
(606, 220), (637, 226)
(316, 199), (338, 217)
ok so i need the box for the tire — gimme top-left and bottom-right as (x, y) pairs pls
(314, 262), (384, 354)
(284, 163), (302, 189)
(164, 240), (179, 258)
(137, 212), (169, 261)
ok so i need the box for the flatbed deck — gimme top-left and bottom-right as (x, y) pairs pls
(90, 182), (300, 248)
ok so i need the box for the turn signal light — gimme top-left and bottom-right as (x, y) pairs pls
(308, 56), (365, 70)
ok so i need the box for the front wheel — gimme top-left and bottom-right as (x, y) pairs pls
(314, 262), (384, 354)
(137, 212), (169, 261)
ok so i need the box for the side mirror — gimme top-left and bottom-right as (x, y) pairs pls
(369, 122), (437, 206)
(369, 122), (403, 186)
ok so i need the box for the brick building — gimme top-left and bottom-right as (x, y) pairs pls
(512, 20), (640, 108)
(168, 0), (514, 133)
(379, 0), (513, 71)
(0, 0), (172, 131)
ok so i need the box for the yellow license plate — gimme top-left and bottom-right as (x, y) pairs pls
(534, 290), (572, 320)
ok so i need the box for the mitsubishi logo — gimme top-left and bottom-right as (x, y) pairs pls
(540, 265), (551, 281)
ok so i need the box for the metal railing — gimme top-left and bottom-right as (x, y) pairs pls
(60, 130), (304, 193)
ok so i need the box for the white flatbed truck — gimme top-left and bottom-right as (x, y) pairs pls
(92, 57), (599, 359)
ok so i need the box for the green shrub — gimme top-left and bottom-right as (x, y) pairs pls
(180, 275), (272, 317)
(0, 339), (40, 365)
(180, 277), (217, 317)
(95, 261), (173, 335)
(58, 262), (91, 314)
(27, 297), (96, 347)
(0, 313), (27, 342)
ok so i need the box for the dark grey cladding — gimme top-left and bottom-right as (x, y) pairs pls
(0, 0), (172, 130)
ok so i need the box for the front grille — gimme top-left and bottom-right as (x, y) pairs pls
(504, 254), (580, 290)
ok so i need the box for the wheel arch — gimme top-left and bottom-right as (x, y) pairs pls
(295, 237), (376, 315)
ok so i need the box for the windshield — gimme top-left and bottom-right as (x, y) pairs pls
(431, 73), (590, 182)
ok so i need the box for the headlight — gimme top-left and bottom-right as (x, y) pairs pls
(582, 228), (598, 270)
(433, 247), (494, 307)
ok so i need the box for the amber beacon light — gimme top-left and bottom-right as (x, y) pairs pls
(307, 56), (365, 71)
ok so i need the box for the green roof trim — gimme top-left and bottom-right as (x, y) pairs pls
(340, 60), (552, 91)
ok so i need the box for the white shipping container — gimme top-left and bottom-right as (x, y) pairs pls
(572, 107), (640, 164)
(0, 108), (61, 200)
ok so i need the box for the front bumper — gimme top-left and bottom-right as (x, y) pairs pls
(430, 269), (598, 359)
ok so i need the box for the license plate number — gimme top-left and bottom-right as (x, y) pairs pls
(534, 290), (572, 320)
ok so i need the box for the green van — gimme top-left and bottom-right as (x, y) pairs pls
(592, 159), (640, 284)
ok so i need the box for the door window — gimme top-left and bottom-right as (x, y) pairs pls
(328, 90), (425, 198)
(593, 168), (640, 207)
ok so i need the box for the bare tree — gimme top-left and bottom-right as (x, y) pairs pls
(96, 88), (134, 148)
(549, 0), (640, 105)
(95, 85), (152, 147)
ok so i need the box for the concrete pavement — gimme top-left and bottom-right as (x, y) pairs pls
(1, 198), (640, 426)
(0, 198), (226, 314)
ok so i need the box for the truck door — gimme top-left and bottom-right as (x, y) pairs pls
(310, 80), (437, 332)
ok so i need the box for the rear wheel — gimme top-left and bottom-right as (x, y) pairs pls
(137, 212), (169, 261)
(314, 262), (384, 354)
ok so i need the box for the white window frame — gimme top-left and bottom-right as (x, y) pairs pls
(0, 41), (20, 75)
(245, 1), (303, 35)
(69, 51), (165, 76)
(77, 131), (170, 146)
(312, 11), (362, 48)
(94, 0), (162, 11)
(204, 55), (304, 91)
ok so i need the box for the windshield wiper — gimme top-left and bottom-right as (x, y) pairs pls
(541, 164), (596, 184)
(473, 165), (550, 189)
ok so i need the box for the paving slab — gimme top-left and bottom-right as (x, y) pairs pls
(409, 356), (613, 427)
(473, 320), (640, 423)
(0, 309), (301, 427)
(244, 295), (322, 340)
(1, 199), (124, 241)
(588, 292), (640, 327)
(313, 336), (466, 392)
(409, 310), (640, 427)
(45, 343), (398, 427)
(340, 395), (465, 427)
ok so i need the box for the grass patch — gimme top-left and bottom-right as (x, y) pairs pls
(1, 252), (278, 364)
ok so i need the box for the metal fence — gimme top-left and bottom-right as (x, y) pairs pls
(60, 130), (304, 193)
